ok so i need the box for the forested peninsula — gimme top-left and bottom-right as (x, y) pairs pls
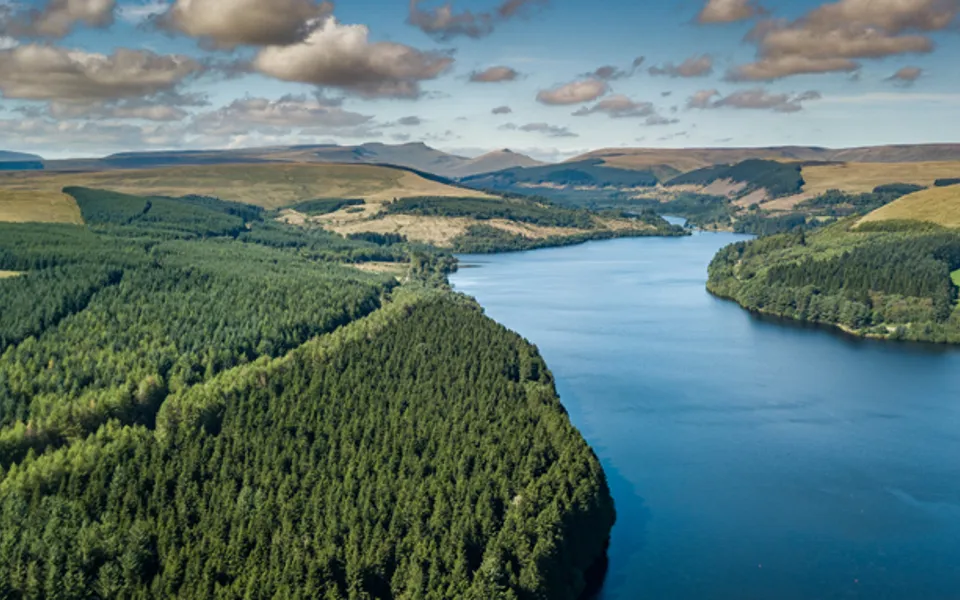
(707, 221), (960, 344)
(0, 189), (615, 599)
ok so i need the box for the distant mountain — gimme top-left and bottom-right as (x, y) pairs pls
(0, 151), (44, 171)
(443, 149), (545, 178)
(44, 143), (544, 178)
(572, 144), (960, 172)
(0, 151), (43, 161)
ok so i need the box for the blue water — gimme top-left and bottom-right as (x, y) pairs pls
(451, 233), (960, 600)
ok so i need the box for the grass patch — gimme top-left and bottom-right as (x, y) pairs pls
(802, 161), (960, 196)
(0, 187), (83, 224)
(859, 186), (960, 229)
(952, 269), (960, 288)
(0, 164), (493, 215)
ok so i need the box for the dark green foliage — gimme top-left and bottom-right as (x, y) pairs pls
(0, 185), (615, 599)
(460, 159), (659, 192)
(667, 159), (804, 198)
(384, 196), (597, 229)
(934, 178), (960, 187)
(734, 212), (812, 236)
(797, 186), (920, 218)
(289, 198), (365, 215)
(347, 231), (407, 245)
(657, 193), (732, 228)
(872, 183), (925, 195)
(0, 294), (614, 600)
(453, 220), (686, 254)
(708, 225), (960, 343)
(67, 187), (251, 237)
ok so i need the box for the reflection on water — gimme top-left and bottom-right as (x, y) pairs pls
(452, 234), (960, 600)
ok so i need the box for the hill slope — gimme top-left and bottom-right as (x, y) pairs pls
(574, 144), (960, 172)
(0, 151), (42, 162)
(0, 163), (493, 224)
(48, 143), (545, 179)
(858, 185), (960, 229)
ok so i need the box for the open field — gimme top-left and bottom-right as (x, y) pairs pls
(858, 186), (960, 229)
(0, 163), (493, 223)
(953, 270), (960, 288)
(801, 161), (960, 196)
(0, 184), (84, 224)
(0, 270), (23, 278)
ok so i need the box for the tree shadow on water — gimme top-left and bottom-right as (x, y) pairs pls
(584, 457), (652, 600)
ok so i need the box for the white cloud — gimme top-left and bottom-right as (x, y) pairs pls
(253, 17), (453, 98)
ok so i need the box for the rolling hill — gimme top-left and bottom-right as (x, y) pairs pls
(572, 144), (960, 172)
(45, 143), (544, 179)
(858, 185), (960, 229)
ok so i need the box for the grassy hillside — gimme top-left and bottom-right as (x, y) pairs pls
(800, 161), (960, 196)
(0, 192), (614, 598)
(0, 163), (492, 225)
(858, 185), (960, 229)
(708, 221), (960, 343)
(573, 144), (960, 172)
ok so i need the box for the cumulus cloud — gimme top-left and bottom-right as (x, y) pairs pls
(584, 56), (644, 81)
(649, 54), (714, 78)
(698, 0), (760, 24)
(0, 45), (203, 101)
(500, 121), (577, 137)
(160, 0), (333, 48)
(469, 65), (519, 82)
(728, 0), (957, 80)
(396, 115), (422, 125)
(0, 117), (180, 151)
(2, 0), (115, 38)
(408, 0), (546, 41)
(572, 94), (656, 118)
(253, 18), (453, 98)
(687, 88), (821, 112)
(37, 92), (208, 121)
(536, 78), (608, 105)
(491, 105), (512, 114)
(0, 36), (16, 50)
(887, 66), (923, 85)
(190, 95), (373, 136)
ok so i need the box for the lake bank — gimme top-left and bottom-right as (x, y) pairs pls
(453, 233), (960, 600)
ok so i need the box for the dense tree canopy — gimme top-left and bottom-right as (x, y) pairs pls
(0, 188), (614, 598)
(708, 222), (960, 343)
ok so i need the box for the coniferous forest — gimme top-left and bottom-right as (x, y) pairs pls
(707, 220), (960, 343)
(0, 189), (615, 599)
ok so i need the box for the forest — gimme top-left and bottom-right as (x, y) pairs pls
(0, 188), (615, 598)
(707, 221), (960, 343)
(382, 196), (596, 229)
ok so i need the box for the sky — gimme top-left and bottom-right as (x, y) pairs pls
(0, 0), (958, 160)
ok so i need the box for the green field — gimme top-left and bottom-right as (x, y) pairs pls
(952, 269), (960, 288)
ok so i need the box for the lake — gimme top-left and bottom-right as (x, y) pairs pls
(451, 232), (960, 600)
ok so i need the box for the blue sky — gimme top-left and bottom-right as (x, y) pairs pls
(0, 0), (958, 159)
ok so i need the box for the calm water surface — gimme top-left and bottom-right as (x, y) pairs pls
(451, 232), (960, 600)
